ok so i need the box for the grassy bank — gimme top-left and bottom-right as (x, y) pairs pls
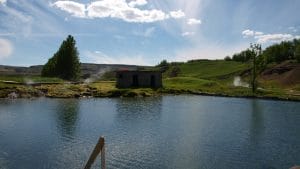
(0, 60), (299, 100)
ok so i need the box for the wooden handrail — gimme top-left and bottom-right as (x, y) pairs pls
(84, 136), (105, 169)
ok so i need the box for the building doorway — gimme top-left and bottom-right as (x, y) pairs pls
(151, 75), (155, 88)
(133, 75), (139, 87)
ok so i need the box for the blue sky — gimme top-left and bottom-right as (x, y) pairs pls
(0, 0), (300, 66)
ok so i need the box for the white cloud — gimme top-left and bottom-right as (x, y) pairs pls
(85, 50), (149, 65)
(0, 0), (6, 5)
(0, 38), (13, 59)
(0, 1), (66, 38)
(87, 0), (168, 23)
(242, 29), (299, 44)
(52, 1), (86, 18)
(242, 29), (254, 37)
(255, 34), (296, 44)
(187, 18), (201, 25)
(181, 31), (195, 37)
(52, 0), (173, 23)
(242, 29), (263, 37)
(128, 0), (147, 7)
(255, 32), (264, 36)
(170, 10), (185, 19)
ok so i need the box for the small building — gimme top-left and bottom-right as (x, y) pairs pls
(116, 70), (162, 88)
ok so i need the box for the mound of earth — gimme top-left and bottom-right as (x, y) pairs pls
(261, 61), (300, 86)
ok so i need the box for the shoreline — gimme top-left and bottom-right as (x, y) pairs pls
(1, 86), (299, 102)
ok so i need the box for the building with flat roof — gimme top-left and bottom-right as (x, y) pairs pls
(116, 71), (162, 88)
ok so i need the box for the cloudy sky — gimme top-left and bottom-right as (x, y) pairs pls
(0, 0), (300, 66)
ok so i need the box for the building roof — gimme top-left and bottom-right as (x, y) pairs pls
(116, 70), (162, 73)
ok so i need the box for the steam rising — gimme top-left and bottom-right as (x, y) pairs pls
(233, 76), (249, 87)
(84, 67), (111, 84)
(24, 78), (34, 85)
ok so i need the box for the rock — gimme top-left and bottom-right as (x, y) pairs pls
(8, 92), (18, 99)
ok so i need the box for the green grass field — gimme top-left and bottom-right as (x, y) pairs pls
(167, 60), (249, 79)
(162, 60), (299, 99)
(0, 60), (299, 100)
(0, 75), (63, 83)
(163, 60), (248, 90)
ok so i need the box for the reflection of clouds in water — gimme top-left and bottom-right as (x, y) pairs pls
(54, 99), (80, 138)
(249, 99), (265, 147)
(115, 97), (163, 122)
(108, 97), (164, 168)
(0, 158), (8, 169)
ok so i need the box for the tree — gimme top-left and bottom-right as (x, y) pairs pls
(262, 40), (295, 64)
(156, 59), (169, 72)
(250, 43), (262, 94)
(41, 54), (58, 77)
(42, 35), (80, 80)
(295, 44), (300, 63)
(224, 56), (231, 61)
(232, 49), (254, 62)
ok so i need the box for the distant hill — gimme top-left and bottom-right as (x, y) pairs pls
(0, 65), (43, 76)
(0, 63), (148, 76)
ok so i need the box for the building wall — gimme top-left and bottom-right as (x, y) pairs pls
(116, 71), (162, 88)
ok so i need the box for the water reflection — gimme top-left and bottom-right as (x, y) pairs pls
(108, 97), (163, 168)
(54, 99), (80, 138)
(1, 97), (300, 169)
(115, 97), (162, 122)
(249, 99), (264, 144)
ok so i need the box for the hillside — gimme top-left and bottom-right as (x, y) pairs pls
(261, 61), (300, 86)
(162, 60), (249, 94)
(0, 63), (147, 76)
(162, 60), (300, 99)
(0, 60), (299, 100)
(167, 60), (249, 79)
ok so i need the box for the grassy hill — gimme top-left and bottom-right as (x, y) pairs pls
(163, 60), (249, 91)
(169, 60), (248, 79)
(0, 60), (299, 100)
(162, 60), (300, 99)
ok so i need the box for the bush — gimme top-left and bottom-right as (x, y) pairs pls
(224, 56), (231, 61)
(156, 60), (169, 72)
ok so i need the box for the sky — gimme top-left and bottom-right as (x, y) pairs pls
(0, 0), (300, 66)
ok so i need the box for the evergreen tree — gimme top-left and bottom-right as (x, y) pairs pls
(42, 35), (80, 80)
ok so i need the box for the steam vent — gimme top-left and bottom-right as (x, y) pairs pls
(116, 70), (162, 88)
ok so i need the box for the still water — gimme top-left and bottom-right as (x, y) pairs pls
(0, 96), (299, 169)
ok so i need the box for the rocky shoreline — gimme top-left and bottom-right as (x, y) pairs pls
(1, 85), (299, 102)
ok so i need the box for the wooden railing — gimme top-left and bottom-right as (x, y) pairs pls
(84, 136), (105, 169)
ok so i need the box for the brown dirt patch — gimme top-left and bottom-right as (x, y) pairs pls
(261, 61), (300, 86)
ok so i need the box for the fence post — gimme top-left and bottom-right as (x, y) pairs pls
(101, 142), (105, 169)
(84, 136), (105, 169)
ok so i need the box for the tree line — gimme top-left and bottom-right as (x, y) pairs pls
(226, 38), (300, 64)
